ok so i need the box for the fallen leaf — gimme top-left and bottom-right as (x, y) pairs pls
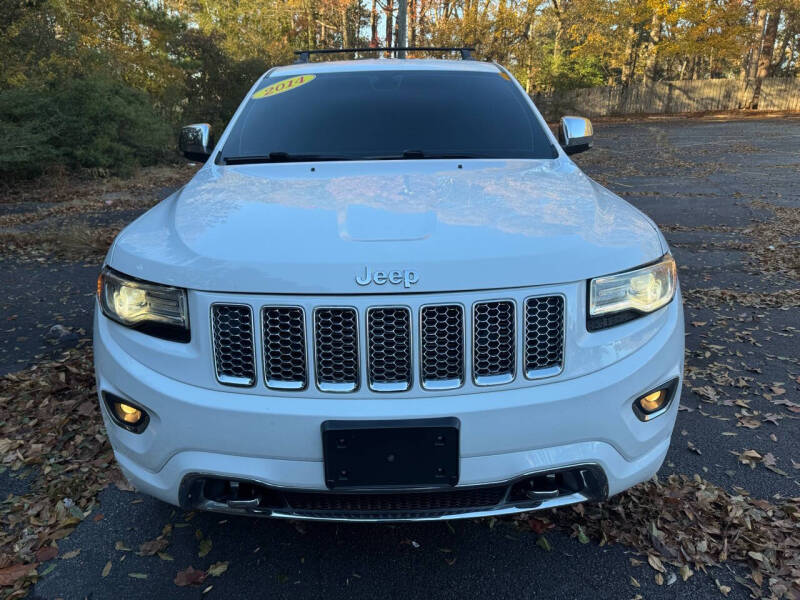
(528, 517), (550, 534)
(0, 563), (38, 586)
(35, 546), (58, 562)
(648, 554), (666, 573)
(139, 538), (169, 556)
(577, 526), (589, 544)
(61, 549), (80, 560)
(536, 536), (551, 551)
(630, 576), (641, 588)
(680, 565), (694, 581)
(207, 561), (228, 577)
(175, 566), (207, 587)
(101, 561), (112, 577)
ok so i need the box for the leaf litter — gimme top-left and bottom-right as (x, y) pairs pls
(530, 473), (800, 599)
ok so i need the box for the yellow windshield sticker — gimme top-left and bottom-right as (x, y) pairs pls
(253, 74), (316, 99)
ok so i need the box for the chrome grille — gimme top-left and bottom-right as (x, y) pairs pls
(210, 294), (565, 392)
(367, 307), (412, 391)
(524, 296), (565, 377)
(262, 306), (307, 390)
(211, 304), (256, 386)
(473, 301), (515, 385)
(420, 305), (464, 389)
(314, 308), (359, 392)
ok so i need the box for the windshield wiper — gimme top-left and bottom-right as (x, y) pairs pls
(367, 150), (487, 160)
(223, 152), (353, 165)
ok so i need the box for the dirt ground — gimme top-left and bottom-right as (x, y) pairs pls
(1, 117), (799, 600)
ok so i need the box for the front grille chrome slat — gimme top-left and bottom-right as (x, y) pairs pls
(211, 304), (256, 387)
(524, 296), (565, 378)
(472, 300), (516, 386)
(262, 306), (307, 390)
(420, 305), (464, 390)
(314, 308), (359, 392)
(367, 307), (412, 392)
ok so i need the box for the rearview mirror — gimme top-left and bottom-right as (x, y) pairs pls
(179, 124), (214, 162)
(558, 116), (593, 155)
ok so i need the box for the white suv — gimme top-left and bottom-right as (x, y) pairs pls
(94, 49), (683, 522)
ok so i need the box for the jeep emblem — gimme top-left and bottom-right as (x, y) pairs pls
(356, 266), (419, 288)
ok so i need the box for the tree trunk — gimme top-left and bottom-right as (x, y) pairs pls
(370, 0), (378, 45)
(385, 0), (393, 48)
(409, 0), (416, 45)
(773, 19), (793, 75)
(620, 24), (637, 86)
(750, 10), (781, 109)
(747, 9), (768, 81)
(643, 12), (662, 83)
(397, 0), (407, 56)
(551, 0), (564, 68)
(341, 6), (349, 48)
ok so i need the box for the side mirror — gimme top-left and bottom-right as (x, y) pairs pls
(558, 116), (593, 155)
(179, 123), (214, 162)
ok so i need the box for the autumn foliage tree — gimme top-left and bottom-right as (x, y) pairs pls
(0, 0), (798, 177)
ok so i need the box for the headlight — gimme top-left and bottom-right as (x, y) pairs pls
(97, 267), (190, 342)
(587, 255), (676, 331)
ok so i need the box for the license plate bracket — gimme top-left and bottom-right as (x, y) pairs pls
(322, 418), (460, 490)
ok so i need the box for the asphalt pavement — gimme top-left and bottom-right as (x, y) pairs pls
(1, 115), (798, 600)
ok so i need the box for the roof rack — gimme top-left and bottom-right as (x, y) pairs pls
(294, 47), (476, 63)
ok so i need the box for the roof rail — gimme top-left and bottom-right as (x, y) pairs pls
(294, 47), (476, 63)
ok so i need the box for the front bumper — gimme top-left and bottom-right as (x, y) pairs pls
(94, 298), (683, 521)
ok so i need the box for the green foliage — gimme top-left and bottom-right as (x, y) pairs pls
(0, 76), (171, 179)
(0, 0), (796, 179)
(171, 29), (269, 134)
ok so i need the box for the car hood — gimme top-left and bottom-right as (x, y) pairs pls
(109, 159), (664, 294)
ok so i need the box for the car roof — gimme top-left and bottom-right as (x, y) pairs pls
(268, 58), (502, 78)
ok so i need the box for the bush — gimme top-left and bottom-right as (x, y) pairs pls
(0, 76), (172, 179)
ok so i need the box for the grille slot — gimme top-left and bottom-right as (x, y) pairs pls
(262, 306), (307, 390)
(314, 308), (359, 392)
(524, 296), (565, 378)
(211, 304), (256, 386)
(284, 486), (506, 514)
(473, 301), (516, 385)
(367, 307), (412, 391)
(420, 305), (464, 389)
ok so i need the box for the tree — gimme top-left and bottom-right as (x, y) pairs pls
(750, 8), (782, 108)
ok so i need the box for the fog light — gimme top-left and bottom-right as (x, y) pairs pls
(638, 390), (666, 413)
(114, 402), (143, 425)
(633, 379), (678, 422)
(103, 392), (149, 433)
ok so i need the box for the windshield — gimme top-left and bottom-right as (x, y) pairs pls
(220, 69), (557, 163)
